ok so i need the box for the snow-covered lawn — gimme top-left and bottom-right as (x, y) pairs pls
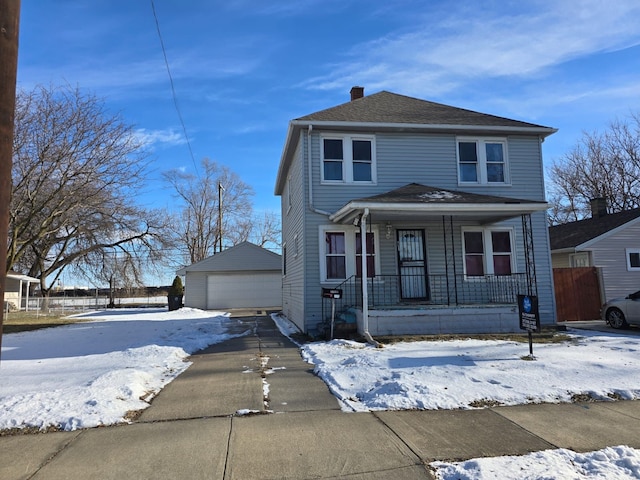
(0, 308), (249, 431)
(300, 329), (640, 412)
(2, 309), (640, 478)
(432, 445), (640, 479)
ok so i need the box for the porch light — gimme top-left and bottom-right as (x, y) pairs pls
(386, 222), (393, 240)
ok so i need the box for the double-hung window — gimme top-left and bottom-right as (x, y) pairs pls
(463, 228), (514, 277)
(320, 227), (379, 282)
(457, 137), (508, 185)
(321, 135), (376, 184)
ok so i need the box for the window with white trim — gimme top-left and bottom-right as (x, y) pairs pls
(463, 228), (514, 276)
(320, 227), (379, 282)
(457, 137), (508, 184)
(321, 135), (376, 184)
(626, 248), (640, 271)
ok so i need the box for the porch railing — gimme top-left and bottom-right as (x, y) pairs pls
(322, 273), (529, 319)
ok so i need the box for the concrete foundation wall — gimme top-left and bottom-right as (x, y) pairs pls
(357, 306), (521, 336)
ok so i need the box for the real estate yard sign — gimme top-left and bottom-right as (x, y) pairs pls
(518, 295), (540, 332)
(518, 294), (540, 357)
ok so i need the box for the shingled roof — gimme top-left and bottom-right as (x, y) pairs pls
(549, 208), (640, 250)
(297, 91), (552, 130)
(352, 183), (545, 206)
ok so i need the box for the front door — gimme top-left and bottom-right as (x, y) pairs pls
(397, 229), (428, 300)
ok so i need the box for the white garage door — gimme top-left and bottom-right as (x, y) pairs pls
(207, 272), (282, 309)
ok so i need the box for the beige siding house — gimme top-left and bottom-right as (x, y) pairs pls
(4, 272), (39, 310)
(549, 201), (640, 302)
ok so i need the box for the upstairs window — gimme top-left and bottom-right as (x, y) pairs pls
(457, 138), (508, 185)
(323, 139), (344, 181)
(321, 135), (376, 184)
(352, 140), (372, 181)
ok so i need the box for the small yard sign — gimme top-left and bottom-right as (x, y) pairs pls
(518, 294), (540, 332)
(322, 288), (342, 299)
(518, 294), (540, 357)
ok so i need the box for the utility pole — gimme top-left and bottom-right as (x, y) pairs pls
(0, 1), (21, 363)
(218, 182), (224, 253)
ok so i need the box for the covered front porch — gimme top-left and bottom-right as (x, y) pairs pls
(321, 184), (548, 337)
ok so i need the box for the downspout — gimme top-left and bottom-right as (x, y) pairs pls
(359, 208), (380, 347)
(307, 124), (332, 216)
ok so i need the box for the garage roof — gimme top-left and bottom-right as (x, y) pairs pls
(176, 242), (282, 274)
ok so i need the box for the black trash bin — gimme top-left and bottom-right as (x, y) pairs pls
(167, 294), (183, 311)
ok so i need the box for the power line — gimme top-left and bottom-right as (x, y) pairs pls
(150, 0), (199, 175)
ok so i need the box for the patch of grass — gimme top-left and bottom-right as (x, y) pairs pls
(571, 393), (596, 403)
(1, 311), (91, 333)
(469, 398), (503, 408)
(0, 424), (63, 436)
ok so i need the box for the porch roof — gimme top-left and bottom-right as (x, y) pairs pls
(329, 183), (549, 224)
(6, 271), (40, 283)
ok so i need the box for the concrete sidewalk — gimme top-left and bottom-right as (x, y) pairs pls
(2, 316), (640, 479)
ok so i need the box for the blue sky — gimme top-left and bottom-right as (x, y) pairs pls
(17, 0), (640, 218)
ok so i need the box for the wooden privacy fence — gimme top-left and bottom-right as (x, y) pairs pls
(553, 267), (603, 321)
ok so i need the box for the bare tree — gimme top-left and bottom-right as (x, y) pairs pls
(547, 112), (640, 224)
(164, 158), (255, 264)
(8, 84), (170, 299)
(248, 211), (281, 248)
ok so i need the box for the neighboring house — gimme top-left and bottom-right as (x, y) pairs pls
(274, 87), (557, 337)
(4, 271), (39, 311)
(549, 198), (640, 303)
(176, 242), (282, 310)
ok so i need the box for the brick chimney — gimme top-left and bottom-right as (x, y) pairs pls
(350, 86), (364, 101)
(590, 197), (608, 218)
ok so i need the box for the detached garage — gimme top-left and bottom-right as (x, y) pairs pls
(176, 242), (282, 310)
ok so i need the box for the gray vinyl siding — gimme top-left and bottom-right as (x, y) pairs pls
(530, 210), (556, 325)
(282, 128), (555, 333)
(586, 222), (640, 301)
(281, 134), (307, 331)
(184, 271), (208, 310)
(311, 133), (546, 205)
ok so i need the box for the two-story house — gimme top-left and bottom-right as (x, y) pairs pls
(275, 87), (557, 338)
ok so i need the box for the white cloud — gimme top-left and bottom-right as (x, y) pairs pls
(305, 0), (640, 96)
(134, 128), (186, 148)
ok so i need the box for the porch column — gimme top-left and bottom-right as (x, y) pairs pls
(442, 215), (458, 305)
(521, 213), (538, 296)
(24, 280), (32, 312)
(360, 209), (369, 334)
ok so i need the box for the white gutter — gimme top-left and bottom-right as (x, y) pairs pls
(307, 124), (332, 217)
(359, 208), (380, 347)
(290, 119), (558, 137)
